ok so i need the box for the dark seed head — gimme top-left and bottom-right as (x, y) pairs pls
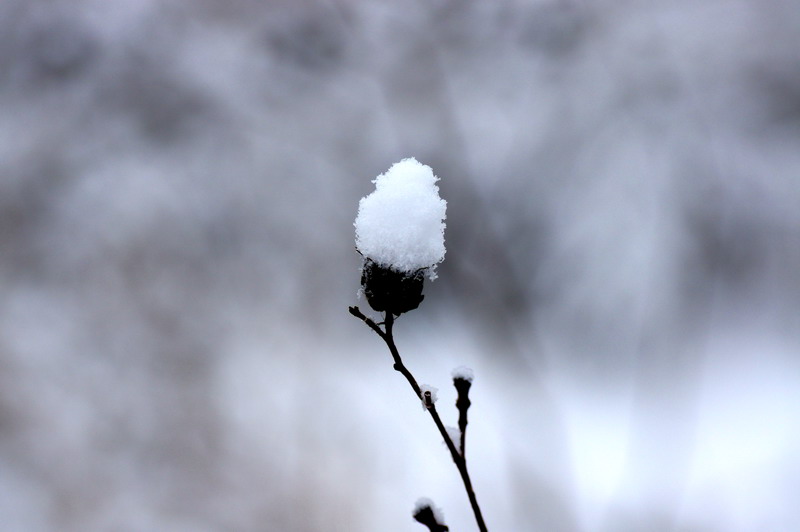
(361, 259), (425, 315)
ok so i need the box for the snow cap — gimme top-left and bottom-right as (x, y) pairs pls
(451, 366), (474, 383)
(355, 158), (446, 279)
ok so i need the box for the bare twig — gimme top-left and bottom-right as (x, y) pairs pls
(349, 306), (489, 532)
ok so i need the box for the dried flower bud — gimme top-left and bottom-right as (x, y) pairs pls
(413, 498), (449, 532)
(453, 375), (472, 396)
(451, 366), (474, 454)
(452, 366), (473, 412)
(360, 259), (425, 315)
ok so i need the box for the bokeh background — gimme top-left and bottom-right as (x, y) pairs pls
(1, 1), (799, 531)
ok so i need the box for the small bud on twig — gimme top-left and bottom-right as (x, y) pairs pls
(419, 384), (438, 410)
(452, 366), (474, 458)
(413, 498), (449, 532)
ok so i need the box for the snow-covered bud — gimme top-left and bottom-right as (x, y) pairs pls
(419, 384), (438, 410)
(452, 366), (473, 410)
(354, 158), (446, 315)
(451, 366), (473, 450)
(452, 366), (474, 391)
(412, 497), (449, 532)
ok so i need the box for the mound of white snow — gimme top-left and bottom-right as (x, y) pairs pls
(355, 158), (446, 278)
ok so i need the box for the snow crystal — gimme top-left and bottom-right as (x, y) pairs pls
(419, 384), (438, 410)
(354, 158), (446, 278)
(451, 366), (474, 382)
(413, 497), (446, 525)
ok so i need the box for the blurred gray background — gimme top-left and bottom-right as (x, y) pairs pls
(1, 1), (799, 531)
